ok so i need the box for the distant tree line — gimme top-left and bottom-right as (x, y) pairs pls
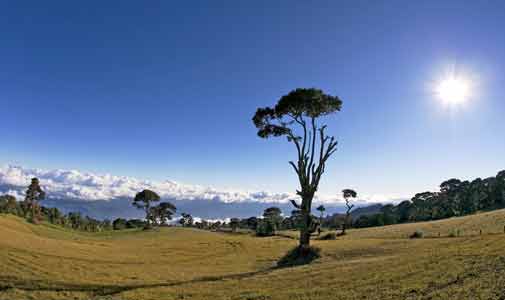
(0, 179), (114, 232)
(5, 171), (504, 236)
(0, 179), (180, 232)
(353, 171), (505, 228)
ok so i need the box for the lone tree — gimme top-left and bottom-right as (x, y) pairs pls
(132, 189), (160, 229)
(25, 178), (45, 224)
(342, 189), (357, 235)
(253, 88), (342, 251)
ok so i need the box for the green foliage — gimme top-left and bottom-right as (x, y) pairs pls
(448, 229), (461, 238)
(255, 219), (276, 237)
(132, 189), (161, 228)
(354, 170), (505, 229)
(126, 219), (146, 228)
(262, 207), (283, 230)
(252, 88), (342, 139)
(354, 213), (385, 228)
(179, 213), (193, 227)
(0, 180), (142, 233)
(0, 195), (18, 215)
(277, 246), (321, 267)
(342, 189), (357, 199)
(151, 202), (177, 225)
(113, 218), (128, 230)
(246, 217), (258, 230)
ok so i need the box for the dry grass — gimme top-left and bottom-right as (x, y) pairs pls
(1, 209), (505, 300)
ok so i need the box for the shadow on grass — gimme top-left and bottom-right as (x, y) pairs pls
(0, 267), (279, 297)
(1, 248), (324, 296)
(276, 246), (321, 268)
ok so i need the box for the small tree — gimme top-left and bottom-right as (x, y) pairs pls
(229, 218), (240, 232)
(132, 189), (160, 229)
(263, 207), (283, 231)
(256, 219), (276, 237)
(316, 205), (326, 227)
(246, 216), (258, 230)
(156, 202), (177, 225)
(179, 213), (193, 227)
(113, 218), (127, 230)
(0, 195), (17, 215)
(253, 88), (342, 251)
(24, 178), (45, 224)
(342, 189), (357, 235)
(47, 207), (61, 224)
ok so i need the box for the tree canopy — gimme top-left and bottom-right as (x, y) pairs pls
(132, 189), (161, 228)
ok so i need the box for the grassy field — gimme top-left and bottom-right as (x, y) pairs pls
(1, 210), (505, 300)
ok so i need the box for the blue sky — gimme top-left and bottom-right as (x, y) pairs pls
(1, 0), (505, 200)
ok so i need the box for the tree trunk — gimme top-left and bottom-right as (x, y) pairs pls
(299, 200), (312, 249)
(30, 201), (39, 224)
(342, 212), (350, 235)
(145, 205), (151, 229)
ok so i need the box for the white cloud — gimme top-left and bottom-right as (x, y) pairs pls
(0, 164), (406, 205)
(0, 164), (298, 203)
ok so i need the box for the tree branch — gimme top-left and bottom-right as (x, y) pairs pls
(290, 199), (301, 209)
(307, 117), (317, 183)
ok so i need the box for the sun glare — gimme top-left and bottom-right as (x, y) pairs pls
(436, 76), (471, 105)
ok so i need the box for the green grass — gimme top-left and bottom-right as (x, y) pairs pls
(1, 210), (505, 300)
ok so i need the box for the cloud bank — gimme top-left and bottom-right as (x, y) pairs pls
(0, 164), (406, 219)
(0, 165), (295, 204)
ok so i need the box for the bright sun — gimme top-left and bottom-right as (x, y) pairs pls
(436, 77), (471, 105)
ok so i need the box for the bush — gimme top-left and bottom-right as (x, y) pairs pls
(112, 218), (127, 230)
(448, 229), (460, 238)
(126, 219), (146, 229)
(256, 219), (276, 237)
(277, 246), (321, 267)
(318, 232), (337, 240)
(409, 229), (424, 239)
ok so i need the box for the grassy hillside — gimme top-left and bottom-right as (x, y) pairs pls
(280, 208), (505, 240)
(1, 210), (505, 300)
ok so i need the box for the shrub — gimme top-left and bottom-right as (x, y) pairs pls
(409, 229), (424, 239)
(448, 229), (461, 237)
(256, 219), (276, 237)
(112, 218), (127, 230)
(277, 246), (321, 267)
(318, 232), (337, 240)
(126, 219), (145, 228)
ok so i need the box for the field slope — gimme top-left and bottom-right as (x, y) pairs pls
(1, 210), (505, 300)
